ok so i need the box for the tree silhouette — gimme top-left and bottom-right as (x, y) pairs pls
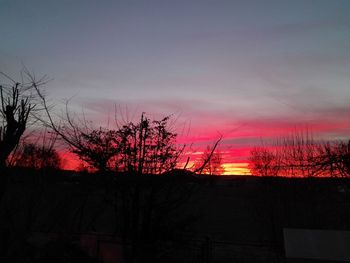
(70, 128), (118, 172)
(0, 75), (38, 169)
(249, 131), (320, 177)
(11, 142), (61, 170)
(316, 140), (350, 177)
(332, 140), (350, 177)
(196, 146), (225, 175)
(249, 131), (350, 177)
(115, 113), (183, 174)
(249, 146), (280, 176)
(39, 103), (184, 174)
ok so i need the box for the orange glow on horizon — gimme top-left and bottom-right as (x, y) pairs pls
(222, 163), (251, 175)
(59, 151), (81, 171)
(60, 150), (251, 176)
(178, 160), (251, 175)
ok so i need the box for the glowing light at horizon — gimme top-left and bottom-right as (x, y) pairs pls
(222, 163), (251, 175)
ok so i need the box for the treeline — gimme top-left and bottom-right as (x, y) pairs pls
(249, 131), (350, 177)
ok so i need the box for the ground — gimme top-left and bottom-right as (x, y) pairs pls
(1, 170), (349, 262)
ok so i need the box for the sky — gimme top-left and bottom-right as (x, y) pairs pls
(1, 0), (350, 174)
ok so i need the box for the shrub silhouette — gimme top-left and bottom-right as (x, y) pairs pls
(12, 142), (61, 170)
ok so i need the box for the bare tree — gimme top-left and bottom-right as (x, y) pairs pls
(196, 146), (225, 175)
(249, 130), (322, 177)
(276, 131), (320, 177)
(70, 128), (119, 172)
(192, 136), (223, 175)
(332, 140), (350, 177)
(249, 146), (280, 176)
(33, 93), (119, 172)
(0, 71), (46, 170)
(248, 129), (350, 177)
(315, 140), (350, 177)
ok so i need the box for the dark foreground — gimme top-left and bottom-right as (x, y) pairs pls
(0, 169), (349, 263)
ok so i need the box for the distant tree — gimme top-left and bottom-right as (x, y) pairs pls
(11, 142), (61, 170)
(276, 131), (320, 177)
(248, 130), (350, 177)
(315, 140), (350, 177)
(249, 131), (319, 177)
(249, 146), (280, 176)
(196, 146), (225, 175)
(333, 140), (350, 177)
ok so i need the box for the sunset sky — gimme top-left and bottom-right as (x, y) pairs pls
(1, 0), (350, 174)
